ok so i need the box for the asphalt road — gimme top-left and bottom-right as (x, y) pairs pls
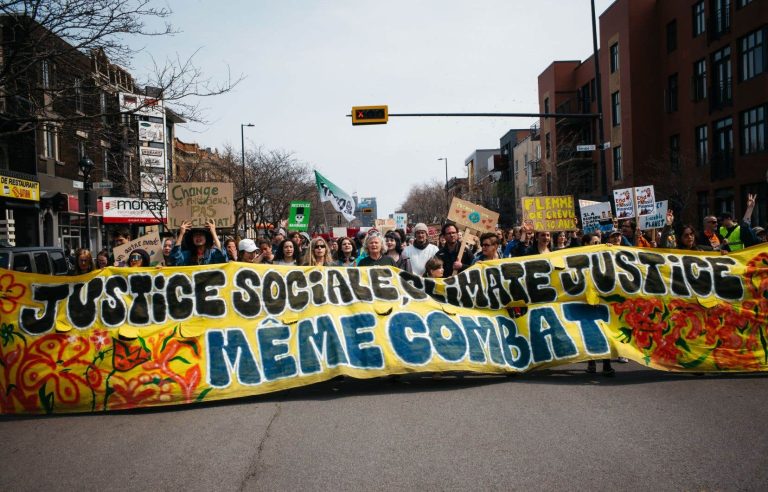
(2, 362), (767, 491)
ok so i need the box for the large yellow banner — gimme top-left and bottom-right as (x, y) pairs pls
(1, 244), (766, 414)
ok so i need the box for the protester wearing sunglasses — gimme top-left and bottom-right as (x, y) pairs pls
(127, 249), (150, 267)
(305, 237), (334, 266)
(472, 232), (500, 265)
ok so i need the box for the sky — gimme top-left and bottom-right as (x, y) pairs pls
(133, 0), (616, 217)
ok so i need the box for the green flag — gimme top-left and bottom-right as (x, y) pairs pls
(314, 170), (355, 222)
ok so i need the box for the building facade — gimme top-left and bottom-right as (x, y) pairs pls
(539, 0), (767, 226)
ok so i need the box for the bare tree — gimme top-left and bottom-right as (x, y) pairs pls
(398, 180), (450, 226)
(0, 0), (243, 134)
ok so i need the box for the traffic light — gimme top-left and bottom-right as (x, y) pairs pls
(352, 105), (388, 125)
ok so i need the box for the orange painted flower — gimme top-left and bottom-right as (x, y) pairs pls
(18, 334), (94, 406)
(108, 375), (159, 410)
(0, 273), (26, 314)
(112, 338), (151, 372)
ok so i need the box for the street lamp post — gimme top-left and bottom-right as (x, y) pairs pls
(241, 123), (254, 238)
(78, 156), (94, 250)
(437, 157), (449, 206)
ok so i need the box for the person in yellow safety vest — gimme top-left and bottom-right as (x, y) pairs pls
(719, 193), (758, 252)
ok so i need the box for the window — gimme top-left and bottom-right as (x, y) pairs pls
(544, 97), (549, 114)
(610, 43), (619, 73)
(77, 139), (86, 160)
(42, 124), (58, 160)
(580, 82), (591, 112)
(741, 105), (766, 154)
(666, 73), (678, 112)
(526, 162), (533, 187)
(693, 1), (706, 37)
(545, 132), (551, 159)
(740, 28), (765, 81)
(712, 46), (732, 107)
(667, 20), (677, 53)
(736, 0), (753, 7)
(514, 159), (518, 175)
(695, 125), (708, 167)
(611, 91), (621, 126)
(713, 117), (734, 179)
(693, 59), (707, 101)
(711, 0), (731, 37)
(100, 91), (107, 124)
(698, 191), (710, 226)
(41, 59), (51, 89)
(74, 78), (83, 113)
(670, 134), (680, 172)
(103, 148), (109, 179)
(612, 146), (622, 181)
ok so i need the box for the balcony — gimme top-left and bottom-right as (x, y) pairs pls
(556, 98), (591, 128)
(530, 121), (540, 141)
(0, 169), (38, 182)
(527, 158), (542, 177)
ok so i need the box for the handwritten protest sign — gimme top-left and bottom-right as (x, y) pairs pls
(167, 182), (234, 229)
(635, 185), (656, 216)
(613, 188), (635, 219)
(112, 231), (164, 266)
(447, 197), (499, 233)
(521, 195), (577, 231)
(639, 200), (668, 230)
(580, 201), (614, 234)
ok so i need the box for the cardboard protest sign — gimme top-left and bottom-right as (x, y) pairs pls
(635, 185), (656, 216)
(639, 200), (668, 230)
(613, 188), (635, 219)
(288, 201), (310, 232)
(447, 197), (499, 233)
(112, 231), (164, 266)
(521, 195), (578, 232)
(428, 224), (441, 245)
(167, 182), (234, 229)
(580, 201), (614, 234)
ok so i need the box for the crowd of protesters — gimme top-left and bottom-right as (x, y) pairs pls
(63, 194), (765, 279)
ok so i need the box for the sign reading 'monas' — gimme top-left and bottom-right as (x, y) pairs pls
(103, 197), (167, 224)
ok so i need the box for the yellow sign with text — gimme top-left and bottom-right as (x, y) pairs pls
(1, 244), (766, 414)
(0, 175), (40, 202)
(522, 195), (577, 231)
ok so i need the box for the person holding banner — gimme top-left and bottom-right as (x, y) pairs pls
(161, 238), (175, 266)
(170, 219), (227, 266)
(305, 237), (334, 266)
(472, 232), (500, 265)
(402, 223), (439, 276)
(436, 223), (473, 277)
(335, 237), (358, 267)
(127, 249), (151, 267)
(72, 248), (95, 275)
(697, 215), (725, 251)
(274, 239), (301, 266)
(237, 239), (259, 263)
(358, 233), (396, 267)
(384, 231), (411, 272)
(524, 231), (552, 256)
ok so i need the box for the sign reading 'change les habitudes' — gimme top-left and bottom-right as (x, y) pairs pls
(0, 244), (766, 415)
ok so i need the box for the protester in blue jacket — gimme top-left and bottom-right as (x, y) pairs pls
(170, 219), (228, 266)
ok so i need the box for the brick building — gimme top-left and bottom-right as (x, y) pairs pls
(538, 0), (767, 226)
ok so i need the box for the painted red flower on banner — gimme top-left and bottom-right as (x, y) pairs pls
(613, 298), (665, 348)
(112, 338), (151, 372)
(108, 375), (159, 410)
(141, 329), (201, 403)
(0, 273), (26, 314)
(745, 252), (768, 299)
(18, 334), (94, 405)
(89, 329), (111, 350)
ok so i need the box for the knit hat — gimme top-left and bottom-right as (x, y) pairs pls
(413, 223), (428, 233)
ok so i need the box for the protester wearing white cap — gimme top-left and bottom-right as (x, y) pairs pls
(402, 223), (439, 276)
(237, 238), (259, 263)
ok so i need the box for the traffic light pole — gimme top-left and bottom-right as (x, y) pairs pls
(348, 112), (600, 120)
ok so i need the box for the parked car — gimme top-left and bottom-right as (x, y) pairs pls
(0, 247), (71, 276)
